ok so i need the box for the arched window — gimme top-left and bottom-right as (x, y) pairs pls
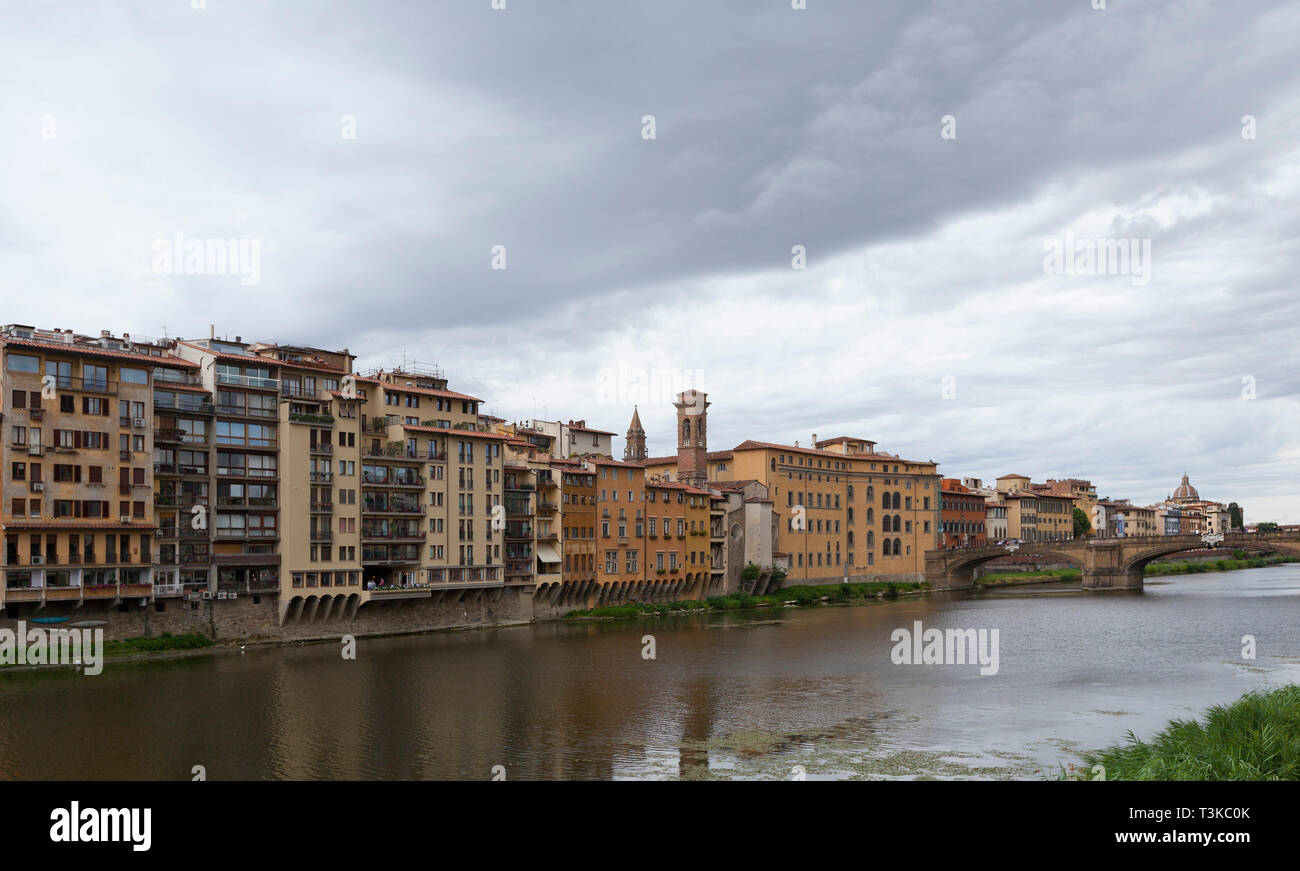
(847, 484), (855, 501)
(892, 492), (901, 510)
(867, 531), (874, 547)
(847, 531), (854, 546)
(882, 538), (891, 556)
(847, 507), (854, 521)
(681, 419), (691, 442)
(881, 491), (889, 508)
(866, 508), (874, 523)
(893, 537), (902, 555)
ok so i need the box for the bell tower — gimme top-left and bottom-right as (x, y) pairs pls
(624, 406), (647, 462)
(674, 389), (710, 487)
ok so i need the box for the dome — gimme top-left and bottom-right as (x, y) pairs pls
(1172, 473), (1199, 502)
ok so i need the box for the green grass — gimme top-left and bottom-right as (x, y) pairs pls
(563, 581), (922, 619)
(976, 568), (1081, 586)
(103, 632), (214, 657)
(1144, 555), (1297, 576)
(1061, 684), (1300, 780)
(977, 556), (1295, 586)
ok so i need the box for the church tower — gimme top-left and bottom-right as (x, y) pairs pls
(624, 406), (647, 462)
(674, 389), (710, 487)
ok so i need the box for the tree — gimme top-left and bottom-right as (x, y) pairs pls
(1073, 506), (1092, 538)
(1257, 522), (1279, 532)
(1228, 502), (1243, 530)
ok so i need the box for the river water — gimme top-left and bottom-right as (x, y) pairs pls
(1, 566), (1297, 780)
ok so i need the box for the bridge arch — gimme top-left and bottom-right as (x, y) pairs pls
(1121, 537), (1300, 575)
(933, 545), (1084, 588)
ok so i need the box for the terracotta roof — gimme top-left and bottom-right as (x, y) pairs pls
(583, 456), (645, 468)
(175, 340), (274, 365)
(2, 520), (156, 529)
(354, 376), (482, 404)
(733, 439), (869, 461)
(3, 337), (198, 368)
(814, 436), (877, 447)
(400, 425), (507, 440)
(998, 473), (1032, 479)
(568, 424), (615, 435)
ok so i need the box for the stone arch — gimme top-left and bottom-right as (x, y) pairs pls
(942, 545), (1085, 586)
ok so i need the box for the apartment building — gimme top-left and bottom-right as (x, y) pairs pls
(2, 325), (180, 614)
(939, 479), (987, 548)
(637, 399), (940, 582)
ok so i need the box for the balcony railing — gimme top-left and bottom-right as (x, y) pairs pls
(216, 373), (279, 390)
(48, 375), (116, 394)
(154, 399), (215, 415)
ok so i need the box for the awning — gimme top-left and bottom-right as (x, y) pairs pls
(536, 542), (562, 564)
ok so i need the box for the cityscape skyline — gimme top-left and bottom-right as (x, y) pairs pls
(4, 1), (1297, 525)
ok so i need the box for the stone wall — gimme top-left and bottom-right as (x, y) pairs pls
(0, 586), (533, 645)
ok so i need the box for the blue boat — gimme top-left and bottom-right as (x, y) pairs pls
(30, 616), (69, 624)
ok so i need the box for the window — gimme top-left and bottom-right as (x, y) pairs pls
(6, 353), (39, 373)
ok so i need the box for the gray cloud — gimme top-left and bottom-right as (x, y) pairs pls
(2, 0), (1298, 520)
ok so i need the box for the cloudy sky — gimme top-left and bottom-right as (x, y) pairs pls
(3, 0), (1298, 521)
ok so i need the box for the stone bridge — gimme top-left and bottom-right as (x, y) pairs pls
(924, 532), (1300, 591)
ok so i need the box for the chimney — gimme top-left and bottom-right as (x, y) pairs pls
(812, 433), (817, 446)
(210, 324), (215, 340)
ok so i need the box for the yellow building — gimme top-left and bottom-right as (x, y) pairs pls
(635, 400), (940, 583)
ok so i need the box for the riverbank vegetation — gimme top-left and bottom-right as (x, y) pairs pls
(1061, 684), (1300, 780)
(104, 632), (214, 657)
(1144, 554), (1297, 576)
(563, 580), (924, 619)
(976, 553), (1297, 587)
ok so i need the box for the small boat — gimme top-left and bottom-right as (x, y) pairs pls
(69, 620), (107, 628)
(29, 616), (69, 624)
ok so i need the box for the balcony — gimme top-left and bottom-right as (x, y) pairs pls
(49, 376), (117, 395)
(361, 472), (424, 488)
(311, 501), (334, 513)
(154, 463), (210, 477)
(309, 442), (333, 454)
(155, 399), (215, 416)
(310, 530), (333, 542)
(537, 501), (558, 514)
(361, 503), (422, 515)
(361, 529), (424, 542)
(157, 526), (209, 540)
(309, 472), (334, 483)
(215, 373), (279, 390)
(214, 404), (275, 418)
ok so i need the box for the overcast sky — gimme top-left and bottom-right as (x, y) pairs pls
(3, 0), (1298, 521)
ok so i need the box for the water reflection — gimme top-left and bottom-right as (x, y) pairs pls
(1, 566), (1296, 780)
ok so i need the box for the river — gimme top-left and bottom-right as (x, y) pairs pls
(2, 565), (1297, 780)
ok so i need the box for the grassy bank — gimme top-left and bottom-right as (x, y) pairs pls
(103, 632), (214, 657)
(976, 568), (1080, 587)
(1061, 684), (1300, 780)
(563, 580), (924, 619)
(1145, 554), (1297, 576)
(977, 554), (1296, 587)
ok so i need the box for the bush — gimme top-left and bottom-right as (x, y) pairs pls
(1069, 684), (1300, 780)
